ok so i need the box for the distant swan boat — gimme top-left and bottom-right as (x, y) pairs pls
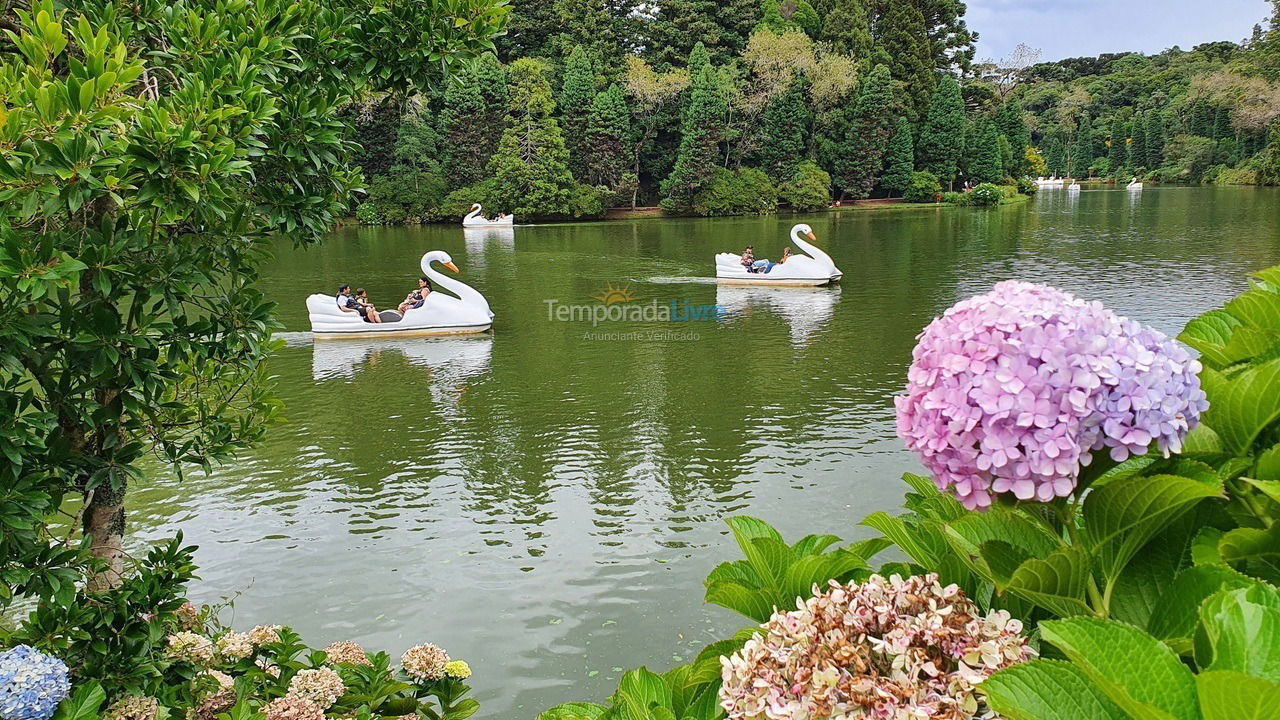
(714, 223), (842, 287)
(462, 203), (515, 227)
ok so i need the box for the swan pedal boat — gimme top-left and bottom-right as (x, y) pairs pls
(306, 250), (494, 338)
(714, 223), (842, 287)
(462, 203), (515, 228)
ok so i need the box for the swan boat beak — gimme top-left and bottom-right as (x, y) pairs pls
(806, 231), (818, 241)
(444, 261), (460, 273)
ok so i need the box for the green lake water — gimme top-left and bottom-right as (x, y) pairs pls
(129, 186), (1279, 718)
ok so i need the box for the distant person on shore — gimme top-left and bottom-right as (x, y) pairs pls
(397, 276), (433, 314)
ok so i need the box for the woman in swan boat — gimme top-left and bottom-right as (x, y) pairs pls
(307, 251), (494, 337)
(461, 203), (515, 227)
(715, 224), (841, 287)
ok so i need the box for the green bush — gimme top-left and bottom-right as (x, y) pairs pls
(1015, 176), (1039, 195)
(940, 191), (970, 206)
(354, 202), (382, 225)
(691, 168), (779, 216)
(568, 184), (610, 219)
(779, 161), (832, 212)
(1209, 164), (1258, 185)
(902, 171), (942, 203)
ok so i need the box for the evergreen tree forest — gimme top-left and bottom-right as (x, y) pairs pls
(354, 0), (1280, 222)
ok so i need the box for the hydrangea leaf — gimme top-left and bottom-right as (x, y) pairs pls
(1081, 472), (1223, 582)
(1224, 286), (1280, 330)
(1106, 513), (1203, 629)
(1041, 617), (1199, 720)
(780, 550), (867, 604)
(1218, 524), (1280, 571)
(49, 680), (104, 720)
(984, 659), (1128, 720)
(1005, 546), (1093, 617)
(1200, 358), (1280, 455)
(1197, 584), (1280, 683)
(861, 510), (948, 567)
(1146, 564), (1255, 644)
(1256, 444), (1280, 481)
(704, 581), (776, 623)
(1180, 424), (1225, 456)
(1179, 309), (1241, 368)
(610, 668), (673, 719)
(1195, 670), (1280, 720)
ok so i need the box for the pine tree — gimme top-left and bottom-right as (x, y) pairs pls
(1072, 114), (1094, 177)
(488, 59), (580, 216)
(1045, 132), (1067, 176)
(756, 77), (811, 181)
(645, 0), (761, 68)
(879, 116), (915, 196)
(560, 46), (597, 177)
(1192, 102), (1214, 137)
(917, 74), (966, 188)
(816, 64), (895, 199)
(1106, 118), (1124, 170)
(877, 0), (934, 126)
(442, 70), (491, 188)
(582, 84), (632, 187)
(661, 61), (728, 209)
(993, 99), (1030, 175)
(820, 0), (873, 59)
(970, 117), (1003, 183)
(687, 41), (711, 76)
(1213, 105), (1232, 140)
(1127, 116), (1147, 169)
(997, 134), (1013, 177)
(1146, 112), (1165, 168)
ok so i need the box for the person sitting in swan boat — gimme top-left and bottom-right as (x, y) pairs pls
(741, 245), (774, 273)
(354, 288), (383, 323)
(397, 276), (434, 314)
(336, 284), (380, 323)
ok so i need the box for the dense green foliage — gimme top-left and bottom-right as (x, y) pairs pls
(903, 171), (942, 203)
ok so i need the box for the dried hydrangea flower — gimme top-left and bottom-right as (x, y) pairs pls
(175, 602), (201, 631)
(187, 671), (235, 720)
(321, 641), (371, 667)
(401, 644), (449, 683)
(896, 281), (1207, 509)
(263, 696), (325, 720)
(166, 632), (214, 666)
(286, 667), (346, 709)
(256, 660), (281, 678)
(443, 661), (471, 680)
(215, 632), (253, 661)
(247, 625), (282, 646)
(719, 574), (1034, 720)
(0, 645), (70, 720)
(103, 695), (159, 720)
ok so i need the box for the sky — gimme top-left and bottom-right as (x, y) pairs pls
(965, 0), (1271, 63)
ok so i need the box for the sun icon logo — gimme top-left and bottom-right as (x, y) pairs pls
(591, 282), (637, 305)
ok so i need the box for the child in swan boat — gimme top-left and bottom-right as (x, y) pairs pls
(397, 276), (434, 314)
(354, 288), (382, 323)
(742, 245), (781, 273)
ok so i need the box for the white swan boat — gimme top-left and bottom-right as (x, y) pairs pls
(714, 223), (842, 287)
(1035, 176), (1065, 188)
(1068, 182), (1081, 192)
(306, 250), (494, 338)
(1127, 178), (1143, 190)
(462, 203), (515, 227)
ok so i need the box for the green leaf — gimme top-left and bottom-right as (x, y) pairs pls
(1147, 565), (1255, 645)
(1041, 617), (1199, 720)
(1082, 472), (1223, 581)
(535, 704), (608, 720)
(1004, 546), (1093, 617)
(1195, 671), (1280, 720)
(51, 680), (106, 720)
(1201, 359), (1280, 455)
(985, 660), (1128, 720)
(1198, 584), (1280, 683)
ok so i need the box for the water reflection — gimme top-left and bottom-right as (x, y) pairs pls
(311, 336), (493, 394)
(715, 285), (840, 346)
(463, 227), (515, 271)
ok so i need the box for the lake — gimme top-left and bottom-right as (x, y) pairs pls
(130, 186), (1280, 718)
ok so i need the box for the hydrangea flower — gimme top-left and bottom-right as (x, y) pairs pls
(263, 696), (324, 720)
(719, 574), (1033, 720)
(286, 668), (345, 709)
(247, 625), (282, 647)
(103, 695), (159, 720)
(443, 661), (471, 680)
(187, 672), (235, 720)
(166, 633), (214, 666)
(0, 645), (70, 720)
(896, 281), (1207, 509)
(321, 642), (371, 667)
(256, 660), (281, 679)
(215, 633), (253, 661)
(175, 603), (200, 631)
(401, 644), (449, 683)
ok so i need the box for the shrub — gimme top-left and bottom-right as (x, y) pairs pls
(902, 171), (942, 203)
(779, 161), (831, 212)
(940, 191), (968, 205)
(969, 183), (1001, 206)
(1209, 164), (1259, 185)
(354, 203), (382, 225)
(365, 169), (447, 224)
(568, 184), (609, 219)
(1015, 176), (1039, 195)
(691, 168), (779, 216)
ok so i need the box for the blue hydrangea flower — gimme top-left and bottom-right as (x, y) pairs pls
(0, 645), (71, 720)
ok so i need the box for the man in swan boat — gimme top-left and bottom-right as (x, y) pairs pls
(336, 284), (380, 323)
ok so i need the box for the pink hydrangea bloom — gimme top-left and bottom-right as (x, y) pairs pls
(896, 281), (1207, 509)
